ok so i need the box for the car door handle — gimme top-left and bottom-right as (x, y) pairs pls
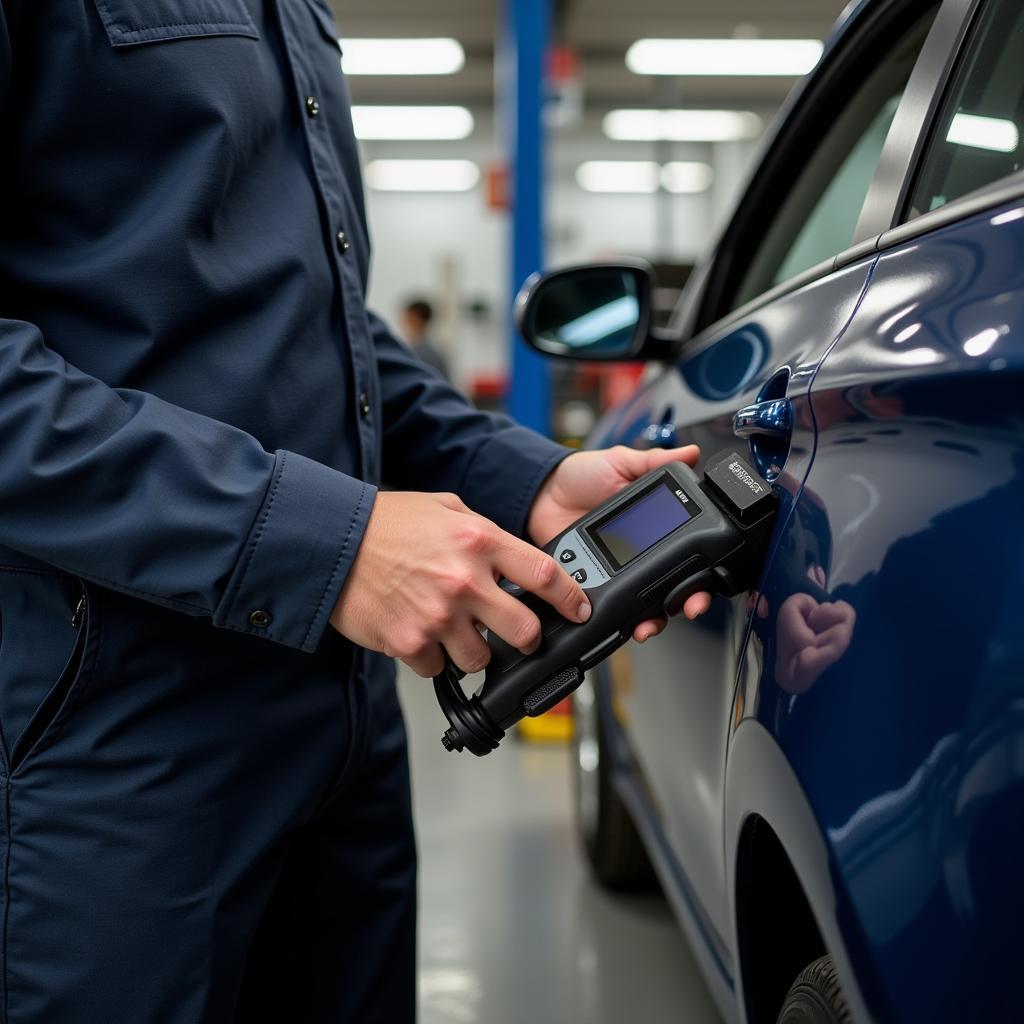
(733, 398), (793, 440)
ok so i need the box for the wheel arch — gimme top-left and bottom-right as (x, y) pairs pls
(725, 720), (879, 1024)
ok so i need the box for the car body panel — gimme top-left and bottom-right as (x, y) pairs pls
(588, 260), (874, 1011)
(739, 197), (1024, 1023)
(576, 0), (1024, 1018)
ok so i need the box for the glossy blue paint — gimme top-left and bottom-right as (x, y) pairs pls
(744, 198), (1024, 1023)
(679, 325), (771, 403)
(565, 1), (1024, 1018)
(589, 260), (873, 1024)
(503, 0), (552, 435)
(596, 201), (1024, 1023)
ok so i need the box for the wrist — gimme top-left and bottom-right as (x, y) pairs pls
(526, 454), (573, 545)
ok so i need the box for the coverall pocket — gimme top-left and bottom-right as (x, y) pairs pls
(301, 0), (344, 49)
(91, 0), (259, 47)
(0, 569), (98, 776)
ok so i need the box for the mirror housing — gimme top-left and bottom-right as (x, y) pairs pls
(515, 261), (676, 362)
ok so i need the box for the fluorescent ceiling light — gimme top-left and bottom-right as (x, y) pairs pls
(575, 161), (713, 194)
(603, 109), (762, 142)
(351, 106), (474, 140)
(626, 38), (823, 76)
(662, 161), (714, 193)
(577, 161), (659, 193)
(365, 159), (480, 192)
(946, 112), (1019, 154)
(342, 38), (465, 76)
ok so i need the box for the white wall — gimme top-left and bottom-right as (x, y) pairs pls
(364, 188), (507, 384)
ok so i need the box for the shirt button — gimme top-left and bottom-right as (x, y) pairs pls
(305, 95), (320, 118)
(359, 392), (371, 419)
(336, 230), (350, 254)
(249, 609), (273, 629)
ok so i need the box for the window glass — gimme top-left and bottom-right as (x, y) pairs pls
(771, 96), (901, 287)
(907, 0), (1024, 219)
(730, 9), (937, 310)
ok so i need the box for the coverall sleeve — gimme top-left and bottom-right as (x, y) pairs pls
(0, 15), (372, 654)
(370, 311), (571, 539)
(0, 318), (375, 653)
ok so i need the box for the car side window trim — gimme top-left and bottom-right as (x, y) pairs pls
(665, 254), (854, 370)
(687, 0), (944, 339)
(675, 164), (1024, 366)
(903, 0), (1024, 220)
(671, 160), (1024, 363)
(877, 168), (1024, 250)
(854, 0), (982, 240)
(666, 140), (1022, 368)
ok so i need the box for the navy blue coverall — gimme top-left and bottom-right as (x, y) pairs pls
(0, 1), (567, 1020)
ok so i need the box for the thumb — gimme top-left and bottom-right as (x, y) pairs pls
(640, 444), (701, 475)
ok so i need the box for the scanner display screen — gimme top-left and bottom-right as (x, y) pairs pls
(590, 480), (694, 570)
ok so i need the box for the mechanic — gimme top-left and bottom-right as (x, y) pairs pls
(0, 3), (710, 1021)
(400, 297), (451, 382)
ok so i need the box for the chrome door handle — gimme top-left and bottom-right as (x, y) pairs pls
(733, 398), (793, 440)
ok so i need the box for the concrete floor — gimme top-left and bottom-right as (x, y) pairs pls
(397, 665), (721, 1024)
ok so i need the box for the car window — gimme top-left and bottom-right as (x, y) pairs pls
(770, 95), (901, 288)
(730, 8), (937, 311)
(906, 0), (1023, 219)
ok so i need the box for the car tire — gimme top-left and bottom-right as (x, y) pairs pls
(776, 956), (852, 1024)
(572, 672), (655, 890)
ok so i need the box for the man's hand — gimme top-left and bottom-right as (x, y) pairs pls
(330, 491), (591, 677)
(527, 444), (713, 642)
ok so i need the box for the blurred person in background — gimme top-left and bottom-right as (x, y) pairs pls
(400, 297), (451, 382)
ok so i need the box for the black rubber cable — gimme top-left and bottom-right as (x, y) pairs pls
(432, 656), (505, 755)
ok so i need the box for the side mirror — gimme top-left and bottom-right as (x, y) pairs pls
(515, 262), (674, 361)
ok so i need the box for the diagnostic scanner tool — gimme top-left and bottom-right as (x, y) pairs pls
(433, 450), (778, 755)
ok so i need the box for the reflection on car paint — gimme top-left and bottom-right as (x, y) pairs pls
(738, 201), (1024, 1023)
(588, 259), (875, 1018)
(680, 324), (771, 402)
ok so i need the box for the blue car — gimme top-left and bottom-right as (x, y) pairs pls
(516, 0), (1023, 1020)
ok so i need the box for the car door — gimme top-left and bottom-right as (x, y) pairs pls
(589, 0), (945, 975)
(738, 0), (1024, 1018)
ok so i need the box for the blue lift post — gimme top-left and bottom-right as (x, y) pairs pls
(503, 0), (552, 436)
